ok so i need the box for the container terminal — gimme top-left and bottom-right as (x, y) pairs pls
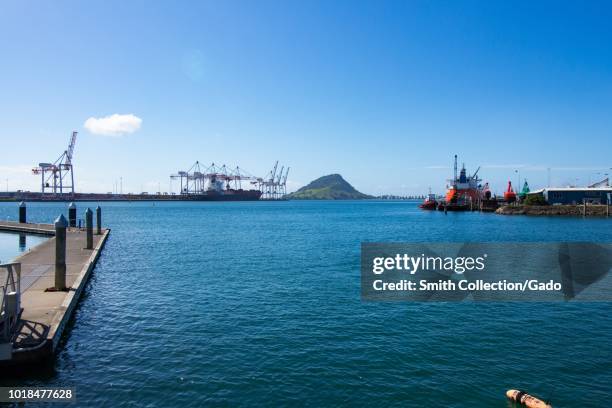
(2, 131), (290, 202)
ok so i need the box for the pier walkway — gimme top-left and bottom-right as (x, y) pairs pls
(0, 220), (109, 366)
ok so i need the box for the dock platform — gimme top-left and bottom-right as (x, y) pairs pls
(0, 220), (109, 366)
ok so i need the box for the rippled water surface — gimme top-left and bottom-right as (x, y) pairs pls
(0, 201), (610, 407)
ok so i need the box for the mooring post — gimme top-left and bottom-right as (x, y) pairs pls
(96, 206), (102, 235)
(68, 202), (77, 227)
(18, 201), (26, 223)
(54, 214), (68, 290)
(583, 200), (587, 217)
(85, 208), (93, 250)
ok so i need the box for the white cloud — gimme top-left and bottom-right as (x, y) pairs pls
(84, 113), (142, 137)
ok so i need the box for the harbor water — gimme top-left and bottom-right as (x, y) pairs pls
(0, 201), (610, 407)
(0, 232), (47, 264)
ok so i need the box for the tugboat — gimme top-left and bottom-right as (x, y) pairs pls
(503, 181), (517, 203)
(419, 189), (438, 210)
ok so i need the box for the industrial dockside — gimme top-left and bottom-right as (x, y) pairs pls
(2, 131), (290, 202)
(0, 203), (109, 367)
(420, 154), (508, 212)
(420, 154), (611, 214)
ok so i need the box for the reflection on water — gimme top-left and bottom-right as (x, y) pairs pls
(0, 232), (47, 263)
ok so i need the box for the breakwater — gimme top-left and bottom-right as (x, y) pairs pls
(496, 204), (610, 216)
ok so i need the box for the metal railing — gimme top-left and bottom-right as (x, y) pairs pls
(0, 262), (21, 344)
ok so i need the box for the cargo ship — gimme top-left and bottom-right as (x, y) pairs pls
(436, 155), (483, 211)
(418, 155), (500, 212)
(171, 162), (264, 201)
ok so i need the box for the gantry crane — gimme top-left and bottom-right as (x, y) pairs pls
(281, 167), (290, 196)
(32, 131), (77, 195)
(170, 162), (256, 194)
(171, 160), (290, 199)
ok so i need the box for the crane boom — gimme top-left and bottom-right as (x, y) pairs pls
(471, 166), (481, 180)
(270, 161), (278, 182)
(66, 131), (77, 165)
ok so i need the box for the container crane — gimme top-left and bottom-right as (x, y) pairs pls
(32, 131), (77, 195)
(275, 166), (284, 198)
(281, 167), (290, 196)
(171, 162), (258, 194)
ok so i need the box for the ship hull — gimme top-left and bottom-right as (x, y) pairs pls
(419, 201), (438, 210)
(182, 190), (263, 201)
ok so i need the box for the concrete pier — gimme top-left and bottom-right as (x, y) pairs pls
(0, 219), (109, 366)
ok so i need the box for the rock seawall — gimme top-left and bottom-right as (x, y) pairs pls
(496, 204), (610, 216)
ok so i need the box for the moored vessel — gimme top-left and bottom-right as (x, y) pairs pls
(419, 190), (438, 210)
(433, 155), (484, 211)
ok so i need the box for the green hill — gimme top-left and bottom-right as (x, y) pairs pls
(287, 174), (373, 200)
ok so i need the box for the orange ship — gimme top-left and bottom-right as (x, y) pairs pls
(437, 155), (483, 210)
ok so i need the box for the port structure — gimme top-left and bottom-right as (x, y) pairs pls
(170, 161), (256, 194)
(258, 161), (290, 200)
(32, 131), (77, 196)
(171, 161), (290, 200)
(446, 154), (482, 203)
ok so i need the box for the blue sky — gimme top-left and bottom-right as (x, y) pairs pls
(1, 0), (611, 195)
